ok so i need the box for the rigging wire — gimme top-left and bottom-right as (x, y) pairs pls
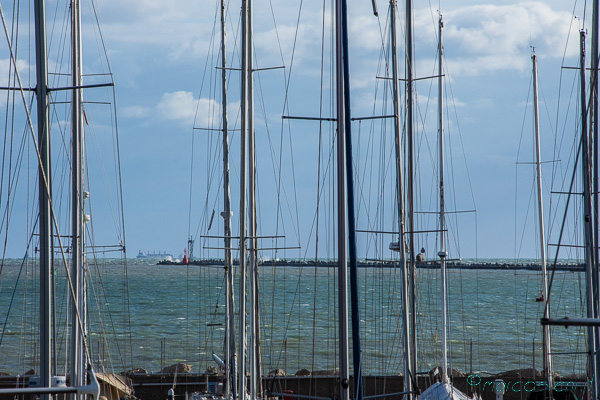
(0, 0), (132, 374)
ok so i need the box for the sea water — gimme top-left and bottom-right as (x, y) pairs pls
(0, 258), (588, 377)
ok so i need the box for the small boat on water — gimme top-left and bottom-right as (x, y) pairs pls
(137, 250), (174, 260)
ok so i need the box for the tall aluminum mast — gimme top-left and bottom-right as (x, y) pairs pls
(70, 0), (86, 397)
(247, 0), (261, 396)
(238, 0), (249, 398)
(34, 0), (52, 398)
(405, 0), (418, 391)
(335, 0), (349, 400)
(437, 15), (449, 385)
(219, 0), (236, 397)
(589, 0), (600, 394)
(389, 1), (412, 398)
(531, 50), (553, 394)
(579, 29), (599, 400)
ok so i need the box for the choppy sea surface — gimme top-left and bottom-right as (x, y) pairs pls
(0, 258), (589, 378)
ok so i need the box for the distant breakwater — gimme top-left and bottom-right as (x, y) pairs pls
(158, 258), (585, 271)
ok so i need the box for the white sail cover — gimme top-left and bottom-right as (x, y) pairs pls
(419, 382), (480, 400)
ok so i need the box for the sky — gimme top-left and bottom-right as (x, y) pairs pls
(0, 0), (595, 261)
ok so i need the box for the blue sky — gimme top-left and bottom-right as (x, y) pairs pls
(0, 0), (593, 260)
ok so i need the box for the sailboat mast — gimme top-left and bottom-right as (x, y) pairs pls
(590, 1), (600, 393)
(405, 0), (418, 389)
(238, 0), (249, 398)
(219, 0), (236, 397)
(531, 51), (552, 392)
(334, 0), (349, 400)
(579, 29), (599, 400)
(246, 0), (261, 396)
(389, 2), (412, 398)
(593, 0), (600, 305)
(70, 0), (86, 394)
(437, 15), (449, 385)
(34, 0), (52, 395)
(337, 0), (363, 398)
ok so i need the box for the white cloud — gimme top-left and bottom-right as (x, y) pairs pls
(0, 58), (34, 107)
(157, 91), (201, 124)
(0, 58), (32, 87)
(412, 2), (579, 76)
(155, 91), (223, 128)
(92, 0), (215, 62)
(349, 15), (383, 53)
(245, 1), (581, 95)
(121, 105), (150, 119)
